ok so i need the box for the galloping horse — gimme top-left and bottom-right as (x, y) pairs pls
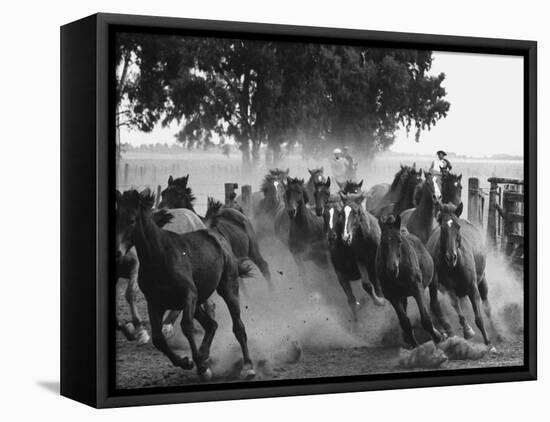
(441, 172), (463, 206)
(116, 205), (204, 344)
(427, 203), (498, 350)
(305, 167), (325, 202)
(338, 192), (385, 306)
(159, 174), (197, 212)
(252, 171), (287, 238)
(314, 179), (382, 319)
(116, 189), (256, 381)
(368, 164), (423, 217)
(376, 215), (443, 347)
(284, 177), (328, 276)
(401, 172), (442, 243)
(205, 197), (272, 288)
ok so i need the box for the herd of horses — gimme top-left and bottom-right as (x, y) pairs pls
(116, 163), (499, 382)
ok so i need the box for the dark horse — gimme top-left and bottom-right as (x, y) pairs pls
(368, 164), (423, 218)
(401, 172), (442, 244)
(338, 191), (385, 306)
(427, 203), (498, 351)
(116, 189), (256, 380)
(441, 172), (463, 206)
(205, 197), (272, 288)
(158, 175), (270, 287)
(313, 178), (383, 318)
(252, 170), (287, 238)
(305, 167), (325, 202)
(284, 177), (328, 276)
(159, 174), (197, 212)
(376, 215), (443, 347)
(116, 208), (204, 344)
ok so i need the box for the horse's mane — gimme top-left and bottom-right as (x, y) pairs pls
(269, 168), (288, 178)
(442, 172), (462, 184)
(152, 209), (175, 228)
(390, 166), (412, 190)
(341, 180), (362, 194)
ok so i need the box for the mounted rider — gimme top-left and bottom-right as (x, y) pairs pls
(429, 150), (452, 178)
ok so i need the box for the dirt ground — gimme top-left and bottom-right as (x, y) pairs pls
(115, 234), (525, 390)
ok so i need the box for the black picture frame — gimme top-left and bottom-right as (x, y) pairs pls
(60, 12), (537, 408)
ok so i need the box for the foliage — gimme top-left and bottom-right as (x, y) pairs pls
(115, 33), (450, 167)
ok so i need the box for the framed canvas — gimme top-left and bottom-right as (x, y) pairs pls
(60, 13), (537, 408)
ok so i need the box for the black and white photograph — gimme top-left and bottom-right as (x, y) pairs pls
(113, 28), (527, 390)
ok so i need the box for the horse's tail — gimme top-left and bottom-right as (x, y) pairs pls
(237, 258), (254, 279)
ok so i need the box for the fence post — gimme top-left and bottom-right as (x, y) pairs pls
(123, 163), (129, 186)
(486, 179), (498, 248)
(225, 182), (238, 207)
(241, 185), (252, 216)
(468, 177), (480, 227)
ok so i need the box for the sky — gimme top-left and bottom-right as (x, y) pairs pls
(120, 51), (524, 158)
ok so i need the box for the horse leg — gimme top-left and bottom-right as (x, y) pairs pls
(161, 310), (181, 338)
(448, 291), (475, 339)
(217, 278), (255, 379)
(428, 276), (453, 337)
(479, 274), (502, 342)
(389, 297), (417, 348)
(467, 284), (494, 350)
(413, 283), (442, 343)
(248, 239), (273, 289)
(178, 291), (212, 380)
(335, 271), (359, 322)
(147, 302), (194, 370)
(125, 266), (150, 345)
(357, 261), (385, 306)
(194, 303), (218, 363)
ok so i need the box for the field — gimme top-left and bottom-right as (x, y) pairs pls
(115, 150), (524, 389)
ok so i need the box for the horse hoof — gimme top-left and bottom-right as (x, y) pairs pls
(136, 329), (150, 345)
(200, 367), (213, 382)
(241, 364), (256, 380)
(162, 323), (175, 338)
(489, 345), (497, 354)
(179, 356), (194, 370)
(463, 326), (475, 340)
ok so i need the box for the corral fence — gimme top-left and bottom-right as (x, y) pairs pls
(468, 176), (524, 266)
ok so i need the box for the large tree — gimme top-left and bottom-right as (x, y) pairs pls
(115, 33), (450, 168)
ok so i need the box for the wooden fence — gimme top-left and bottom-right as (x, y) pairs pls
(468, 176), (524, 265)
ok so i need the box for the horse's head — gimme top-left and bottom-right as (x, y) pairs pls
(423, 171), (442, 203)
(378, 215), (402, 280)
(261, 172), (286, 205)
(285, 177), (308, 218)
(313, 177), (331, 216)
(308, 167), (325, 184)
(323, 196), (343, 245)
(442, 172), (463, 206)
(116, 188), (155, 259)
(437, 202), (464, 268)
(340, 179), (364, 194)
(339, 192), (366, 246)
(159, 174), (195, 210)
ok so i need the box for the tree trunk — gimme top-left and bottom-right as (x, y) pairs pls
(239, 137), (251, 173)
(271, 141), (282, 167)
(251, 140), (261, 167)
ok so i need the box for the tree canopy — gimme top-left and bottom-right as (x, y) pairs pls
(116, 33), (450, 167)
